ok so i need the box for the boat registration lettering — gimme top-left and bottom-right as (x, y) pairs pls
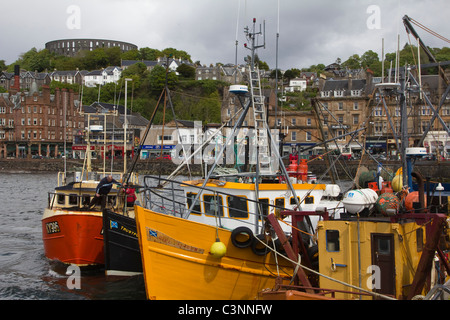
(46, 221), (61, 234)
(146, 227), (204, 254)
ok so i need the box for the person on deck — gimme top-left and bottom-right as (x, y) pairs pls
(89, 175), (120, 210)
(124, 183), (137, 208)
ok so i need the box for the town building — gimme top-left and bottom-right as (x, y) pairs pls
(0, 83), (83, 159)
(84, 66), (122, 87)
(48, 69), (87, 86)
(369, 72), (450, 159)
(71, 101), (149, 160)
(196, 64), (245, 83)
(316, 72), (373, 158)
(0, 69), (51, 92)
(284, 78), (307, 93)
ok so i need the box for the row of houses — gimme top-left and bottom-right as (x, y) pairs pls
(0, 58), (320, 97)
(1, 60), (449, 161)
(0, 67), (122, 90)
(0, 57), (196, 91)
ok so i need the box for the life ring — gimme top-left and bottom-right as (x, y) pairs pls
(230, 226), (253, 248)
(251, 234), (273, 256)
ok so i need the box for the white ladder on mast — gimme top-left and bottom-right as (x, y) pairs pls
(249, 67), (272, 175)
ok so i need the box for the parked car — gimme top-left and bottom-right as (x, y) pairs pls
(156, 155), (172, 160)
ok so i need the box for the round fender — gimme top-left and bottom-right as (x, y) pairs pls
(251, 234), (273, 256)
(230, 226), (253, 248)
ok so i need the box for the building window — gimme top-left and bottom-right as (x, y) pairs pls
(158, 135), (173, 141)
(421, 106), (430, 116)
(306, 131), (311, 141)
(338, 102), (343, 110)
(374, 106), (382, 116)
(353, 114), (359, 125)
(337, 130), (345, 141)
(291, 131), (297, 141)
(307, 118), (311, 126)
(353, 102), (359, 110)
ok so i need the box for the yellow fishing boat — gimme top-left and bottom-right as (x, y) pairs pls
(135, 204), (294, 300)
(316, 213), (448, 300)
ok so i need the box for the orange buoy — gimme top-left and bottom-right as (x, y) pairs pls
(405, 191), (427, 212)
(297, 159), (308, 182)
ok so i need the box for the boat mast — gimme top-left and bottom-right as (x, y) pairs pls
(123, 78), (132, 175)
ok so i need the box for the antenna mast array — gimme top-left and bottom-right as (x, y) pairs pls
(244, 18), (265, 71)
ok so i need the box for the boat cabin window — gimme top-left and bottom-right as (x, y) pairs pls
(304, 196), (314, 204)
(227, 195), (248, 219)
(69, 194), (78, 206)
(82, 195), (91, 206)
(57, 194), (65, 205)
(326, 230), (340, 252)
(258, 198), (269, 220)
(203, 195), (224, 217)
(186, 192), (201, 215)
(290, 196), (300, 205)
(377, 237), (391, 255)
(275, 198), (285, 216)
(416, 228), (424, 252)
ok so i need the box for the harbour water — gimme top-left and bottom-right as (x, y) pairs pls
(0, 172), (145, 300)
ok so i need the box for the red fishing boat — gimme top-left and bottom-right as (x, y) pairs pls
(42, 176), (117, 266)
(41, 110), (139, 267)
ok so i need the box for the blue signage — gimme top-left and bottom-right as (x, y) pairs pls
(141, 145), (175, 150)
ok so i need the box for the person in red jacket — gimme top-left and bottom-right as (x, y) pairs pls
(124, 183), (137, 208)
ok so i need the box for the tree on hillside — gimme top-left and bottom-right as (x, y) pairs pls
(148, 65), (178, 93)
(342, 54), (361, 70)
(139, 47), (162, 60)
(283, 68), (301, 81)
(302, 64), (325, 75)
(162, 48), (191, 62)
(78, 48), (109, 70)
(11, 48), (53, 72)
(177, 63), (196, 79)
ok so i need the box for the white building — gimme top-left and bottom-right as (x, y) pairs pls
(84, 66), (122, 87)
(285, 78), (307, 92)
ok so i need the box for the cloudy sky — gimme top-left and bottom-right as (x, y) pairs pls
(1, 0), (449, 70)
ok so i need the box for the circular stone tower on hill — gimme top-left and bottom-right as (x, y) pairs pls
(45, 38), (137, 57)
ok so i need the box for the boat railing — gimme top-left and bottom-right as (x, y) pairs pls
(47, 191), (118, 211)
(140, 175), (300, 229)
(55, 171), (138, 187)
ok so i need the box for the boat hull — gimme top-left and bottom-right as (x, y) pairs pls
(103, 209), (143, 276)
(41, 208), (104, 266)
(135, 205), (293, 300)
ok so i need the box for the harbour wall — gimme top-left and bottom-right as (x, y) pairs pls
(0, 159), (448, 182)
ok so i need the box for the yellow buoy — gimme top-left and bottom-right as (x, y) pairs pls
(392, 174), (403, 192)
(210, 239), (227, 258)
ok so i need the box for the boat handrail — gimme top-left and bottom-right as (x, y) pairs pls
(141, 175), (342, 227)
(47, 190), (125, 211)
